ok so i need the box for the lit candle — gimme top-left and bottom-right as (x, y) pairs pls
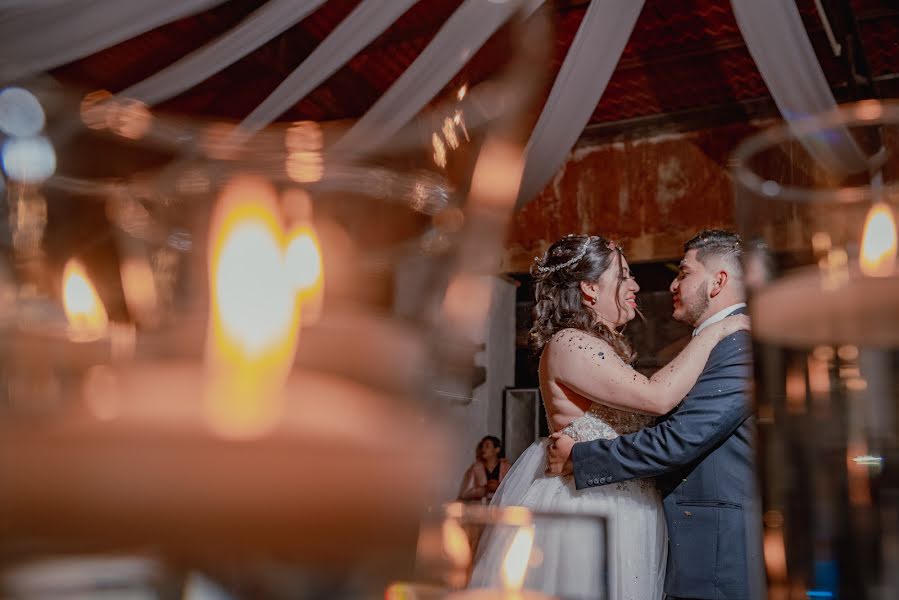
(1, 259), (135, 371)
(204, 175), (301, 438)
(0, 175), (447, 560)
(859, 202), (897, 277)
(447, 523), (556, 600)
(750, 203), (899, 347)
(61, 258), (108, 342)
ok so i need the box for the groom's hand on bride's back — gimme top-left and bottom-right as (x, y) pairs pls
(546, 433), (575, 476)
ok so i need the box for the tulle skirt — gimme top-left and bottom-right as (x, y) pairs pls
(468, 439), (667, 600)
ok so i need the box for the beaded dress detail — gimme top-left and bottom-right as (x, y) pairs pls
(560, 402), (654, 443)
(558, 404), (657, 495)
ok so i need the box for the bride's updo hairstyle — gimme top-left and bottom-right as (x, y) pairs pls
(529, 234), (635, 363)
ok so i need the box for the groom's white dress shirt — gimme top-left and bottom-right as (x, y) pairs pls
(692, 302), (747, 337)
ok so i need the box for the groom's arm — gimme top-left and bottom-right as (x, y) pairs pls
(571, 332), (752, 490)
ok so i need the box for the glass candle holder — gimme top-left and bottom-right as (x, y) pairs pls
(0, 7), (552, 595)
(732, 100), (899, 599)
(390, 502), (610, 600)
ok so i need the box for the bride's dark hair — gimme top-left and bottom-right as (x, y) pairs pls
(529, 234), (635, 362)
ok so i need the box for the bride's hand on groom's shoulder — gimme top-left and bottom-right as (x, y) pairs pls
(706, 314), (751, 341)
(546, 432), (575, 476)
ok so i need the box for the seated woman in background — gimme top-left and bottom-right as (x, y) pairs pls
(458, 436), (511, 503)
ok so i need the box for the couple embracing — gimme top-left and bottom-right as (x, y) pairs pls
(469, 230), (764, 600)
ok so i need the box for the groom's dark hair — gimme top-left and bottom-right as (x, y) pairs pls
(684, 229), (743, 276)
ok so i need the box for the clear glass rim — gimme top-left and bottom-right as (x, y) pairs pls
(731, 99), (899, 204)
(17, 45), (525, 194)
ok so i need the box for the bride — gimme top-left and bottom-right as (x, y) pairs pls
(467, 234), (749, 599)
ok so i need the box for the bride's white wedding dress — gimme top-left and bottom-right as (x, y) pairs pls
(468, 403), (667, 599)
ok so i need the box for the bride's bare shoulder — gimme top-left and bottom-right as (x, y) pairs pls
(549, 327), (590, 343)
(545, 328), (616, 358)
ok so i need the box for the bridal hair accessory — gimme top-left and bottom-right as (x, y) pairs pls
(534, 235), (596, 275)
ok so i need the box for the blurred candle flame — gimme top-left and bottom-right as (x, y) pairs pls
(443, 275), (493, 344)
(501, 525), (534, 591)
(120, 256), (159, 328)
(441, 517), (472, 569)
(763, 523), (788, 585)
(859, 202), (897, 277)
(468, 138), (524, 209)
(62, 259), (108, 341)
(285, 223), (324, 325)
(206, 176), (301, 437)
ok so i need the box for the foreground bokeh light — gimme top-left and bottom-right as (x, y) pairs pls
(1, 135), (55, 182)
(0, 87), (45, 137)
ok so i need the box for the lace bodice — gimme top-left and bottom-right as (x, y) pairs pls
(558, 403), (654, 443)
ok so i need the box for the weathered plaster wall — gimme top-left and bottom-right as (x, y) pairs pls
(505, 121), (766, 270)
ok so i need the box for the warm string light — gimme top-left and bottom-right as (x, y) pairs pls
(432, 132), (448, 169)
(432, 85), (470, 169)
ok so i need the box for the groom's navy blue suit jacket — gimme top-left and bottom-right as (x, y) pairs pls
(572, 310), (763, 600)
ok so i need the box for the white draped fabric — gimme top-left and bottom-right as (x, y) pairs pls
(0, 0), (224, 83)
(731, 0), (868, 176)
(0, 0), (872, 203)
(334, 0), (545, 154)
(515, 0), (644, 207)
(0, 0), (72, 10)
(121, 0), (328, 105)
(237, 0), (419, 135)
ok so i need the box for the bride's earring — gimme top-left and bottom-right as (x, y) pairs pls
(590, 296), (596, 305)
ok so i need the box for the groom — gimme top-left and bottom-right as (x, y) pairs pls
(547, 230), (764, 600)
